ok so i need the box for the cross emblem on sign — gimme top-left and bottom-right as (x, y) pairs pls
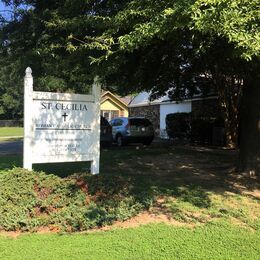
(62, 113), (68, 122)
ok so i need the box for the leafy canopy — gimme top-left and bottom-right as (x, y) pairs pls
(0, 0), (259, 118)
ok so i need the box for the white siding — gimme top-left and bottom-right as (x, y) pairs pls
(160, 102), (191, 138)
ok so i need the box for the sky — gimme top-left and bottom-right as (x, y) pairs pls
(0, 1), (6, 9)
(0, 1), (11, 11)
(0, 1), (13, 19)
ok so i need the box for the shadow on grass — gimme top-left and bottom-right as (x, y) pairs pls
(101, 145), (259, 201)
(0, 155), (22, 170)
(1, 145), (258, 206)
(129, 174), (211, 208)
(0, 155), (90, 177)
(33, 161), (91, 177)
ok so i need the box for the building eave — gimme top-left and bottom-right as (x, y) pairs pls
(101, 90), (129, 107)
(128, 96), (218, 108)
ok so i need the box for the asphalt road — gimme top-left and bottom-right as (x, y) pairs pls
(0, 137), (171, 156)
(0, 140), (23, 155)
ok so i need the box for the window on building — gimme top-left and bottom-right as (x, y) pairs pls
(101, 110), (119, 121)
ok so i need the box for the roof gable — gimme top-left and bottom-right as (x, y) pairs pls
(101, 91), (129, 110)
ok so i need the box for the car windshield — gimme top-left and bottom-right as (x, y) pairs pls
(130, 118), (152, 127)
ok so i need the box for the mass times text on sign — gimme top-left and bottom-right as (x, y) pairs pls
(23, 67), (101, 174)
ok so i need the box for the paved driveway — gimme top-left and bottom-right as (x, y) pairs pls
(0, 140), (23, 155)
(0, 137), (171, 155)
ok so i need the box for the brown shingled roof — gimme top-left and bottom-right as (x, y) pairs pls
(101, 90), (133, 106)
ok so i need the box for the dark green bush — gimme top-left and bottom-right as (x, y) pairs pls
(166, 113), (191, 139)
(0, 168), (152, 232)
(191, 118), (225, 145)
(191, 119), (213, 144)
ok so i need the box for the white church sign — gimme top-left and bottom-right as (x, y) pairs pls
(23, 67), (101, 174)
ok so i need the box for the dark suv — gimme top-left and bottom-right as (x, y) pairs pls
(110, 117), (154, 146)
(100, 116), (113, 147)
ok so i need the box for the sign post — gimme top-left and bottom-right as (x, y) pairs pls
(23, 67), (33, 170)
(23, 67), (101, 174)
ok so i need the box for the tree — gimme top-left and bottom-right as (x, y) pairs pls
(0, 0), (103, 118)
(192, 0), (259, 174)
(72, 0), (257, 173)
(61, 0), (256, 151)
(1, 0), (259, 173)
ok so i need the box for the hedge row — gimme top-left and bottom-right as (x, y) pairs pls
(166, 113), (225, 145)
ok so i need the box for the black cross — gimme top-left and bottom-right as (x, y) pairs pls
(62, 113), (68, 122)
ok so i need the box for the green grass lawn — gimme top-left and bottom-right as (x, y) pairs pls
(0, 223), (259, 259)
(0, 155), (23, 171)
(0, 127), (23, 141)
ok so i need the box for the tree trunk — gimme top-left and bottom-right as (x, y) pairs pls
(223, 96), (240, 149)
(239, 74), (260, 175)
(213, 70), (241, 149)
(225, 118), (239, 149)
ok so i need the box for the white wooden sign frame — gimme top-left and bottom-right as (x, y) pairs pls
(23, 67), (101, 174)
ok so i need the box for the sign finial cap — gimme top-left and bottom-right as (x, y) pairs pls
(25, 67), (32, 77)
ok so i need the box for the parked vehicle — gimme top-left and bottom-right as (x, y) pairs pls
(110, 117), (154, 146)
(100, 116), (113, 147)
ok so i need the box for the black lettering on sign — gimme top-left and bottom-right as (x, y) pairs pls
(41, 102), (52, 109)
(54, 103), (88, 111)
(55, 103), (61, 110)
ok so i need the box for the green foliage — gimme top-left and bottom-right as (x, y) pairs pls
(1, 0), (259, 118)
(90, 0), (259, 59)
(0, 0), (98, 119)
(0, 60), (24, 119)
(0, 168), (150, 232)
(191, 0), (260, 60)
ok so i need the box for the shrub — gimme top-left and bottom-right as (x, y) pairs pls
(191, 119), (213, 144)
(166, 113), (191, 139)
(191, 118), (225, 145)
(0, 168), (152, 232)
